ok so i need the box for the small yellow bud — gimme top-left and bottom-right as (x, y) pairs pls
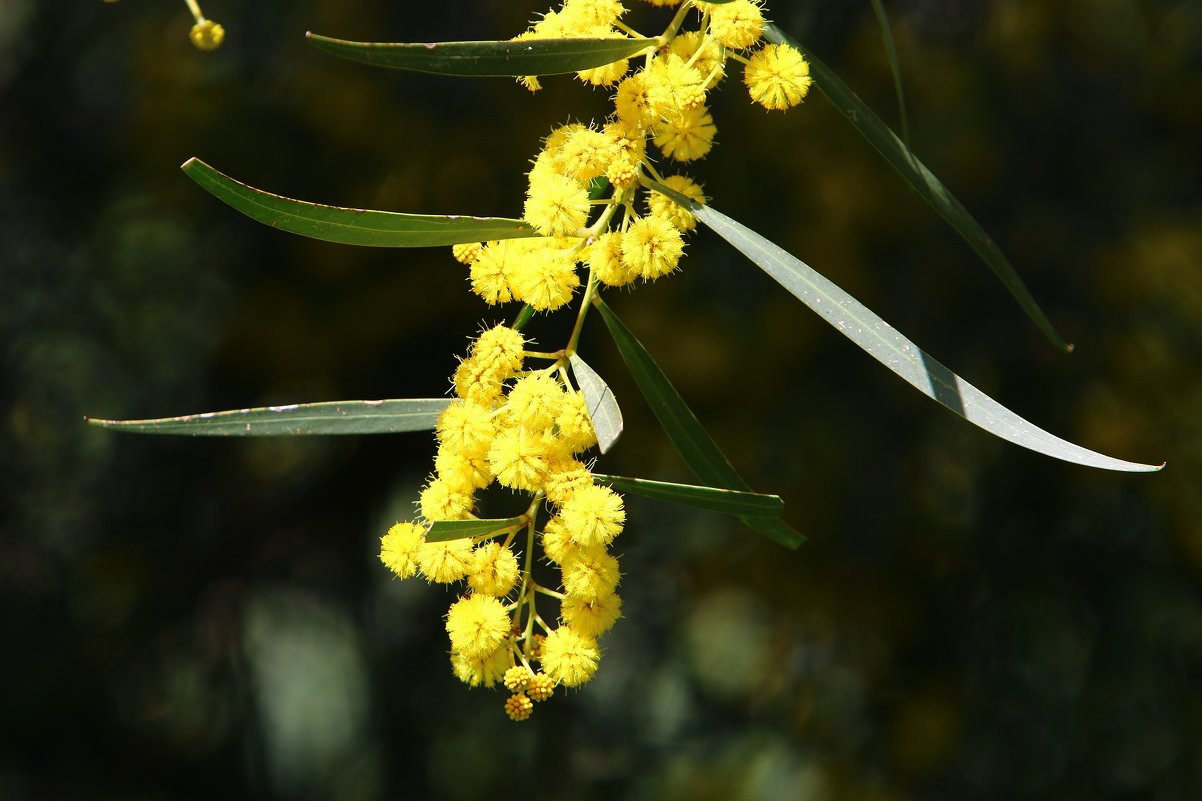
(189, 19), (225, 51)
(527, 672), (556, 702)
(505, 692), (535, 721)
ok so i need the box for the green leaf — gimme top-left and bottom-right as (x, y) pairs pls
(593, 474), (784, 518)
(593, 295), (806, 548)
(87, 398), (450, 436)
(306, 34), (656, 77)
(427, 516), (526, 543)
(764, 24), (1071, 352)
(660, 193), (1163, 473)
(868, 0), (910, 148)
(183, 158), (537, 247)
(569, 353), (623, 454)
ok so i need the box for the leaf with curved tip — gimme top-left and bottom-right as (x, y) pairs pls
(427, 517), (526, 543)
(764, 23), (1070, 352)
(87, 398), (451, 436)
(593, 474), (784, 518)
(306, 34), (656, 77)
(183, 158), (537, 247)
(648, 186), (1163, 473)
(593, 295), (806, 548)
(569, 353), (623, 454)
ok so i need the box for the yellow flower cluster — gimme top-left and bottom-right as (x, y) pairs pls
(380, 0), (812, 720)
(381, 324), (627, 719)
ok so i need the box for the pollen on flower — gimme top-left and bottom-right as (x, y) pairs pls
(614, 72), (655, 131)
(506, 373), (567, 432)
(540, 516), (578, 565)
(434, 446), (492, 494)
(436, 400), (497, 459)
(488, 426), (552, 492)
(560, 484), (625, 546)
(420, 476), (474, 521)
(472, 325), (526, 377)
(451, 644), (512, 688)
(652, 104), (717, 162)
(554, 392), (599, 454)
(558, 127), (613, 182)
(562, 591), (623, 637)
(509, 247), (581, 311)
(505, 692), (535, 721)
(468, 542), (521, 596)
(447, 594), (512, 659)
(644, 54), (707, 119)
(649, 175), (706, 232)
(705, 0), (765, 50)
(670, 31), (725, 86)
(540, 626), (600, 687)
(744, 43), (812, 110)
(380, 521), (426, 579)
(586, 231), (634, 287)
(417, 539), (474, 584)
(621, 215), (685, 280)
(561, 545), (621, 601)
(524, 172), (591, 236)
(470, 241), (516, 305)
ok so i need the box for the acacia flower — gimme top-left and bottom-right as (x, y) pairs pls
(446, 594), (511, 659)
(653, 104), (717, 162)
(744, 43), (812, 110)
(540, 626), (600, 687)
(379, 521), (425, 579)
(621, 215), (686, 279)
(417, 539), (473, 584)
(524, 172), (590, 236)
(561, 592), (623, 637)
(648, 174), (706, 232)
(705, 0), (765, 50)
(561, 546), (621, 601)
(451, 644), (511, 688)
(468, 542), (521, 596)
(560, 484), (626, 546)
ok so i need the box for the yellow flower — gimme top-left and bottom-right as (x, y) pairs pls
(379, 521), (426, 579)
(621, 215), (685, 280)
(524, 172), (591, 236)
(436, 400), (497, 460)
(744, 43), (812, 110)
(554, 391), (599, 454)
(644, 54), (707, 119)
(503, 665), (534, 692)
(446, 594), (511, 659)
(469, 241), (516, 305)
(472, 325), (526, 377)
(560, 484), (625, 546)
(669, 31), (725, 86)
(614, 72), (655, 131)
(527, 672), (555, 701)
(586, 230), (633, 287)
(558, 127), (613, 182)
(504, 692), (534, 721)
(189, 19), (224, 51)
(540, 626), (600, 687)
(467, 542), (521, 596)
(434, 445), (493, 494)
(561, 592), (623, 638)
(510, 246), (580, 311)
(562, 0), (627, 28)
(451, 242), (483, 264)
(487, 426), (552, 492)
(451, 643), (512, 688)
(506, 373), (567, 432)
(561, 545), (621, 601)
(543, 456), (595, 506)
(416, 539), (474, 583)
(648, 174), (706, 231)
(540, 516), (579, 565)
(652, 104), (717, 162)
(705, 0), (765, 50)
(419, 476), (474, 521)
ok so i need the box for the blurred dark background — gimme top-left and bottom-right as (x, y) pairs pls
(3, 0), (1200, 799)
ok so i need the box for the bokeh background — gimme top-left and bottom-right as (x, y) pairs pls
(3, 1), (1201, 799)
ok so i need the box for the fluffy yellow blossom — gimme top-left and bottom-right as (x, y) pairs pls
(540, 626), (600, 687)
(420, 476), (474, 521)
(543, 456), (595, 506)
(562, 592), (623, 637)
(470, 241), (516, 304)
(558, 127), (613, 182)
(669, 31), (725, 85)
(652, 104), (717, 162)
(446, 594), (511, 659)
(621, 215), (685, 280)
(578, 56), (630, 87)
(416, 539), (474, 583)
(379, 521), (426, 579)
(540, 516), (578, 565)
(473, 325), (526, 377)
(506, 373), (567, 432)
(524, 172), (591, 236)
(468, 542), (521, 596)
(488, 426), (552, 492)
(649, 175), (706, 232)
(510, 246), (580, 311)
(744, 43), (812, 110)
(561, 545), (621, 601)
(586, 230), (633, 287)
(436, 400), (496, 459)
(644, 54), (707, 119)
(434, 446), (492, 493)
(706, 0), (765, 50)
(562, 0), (627, 28)
(614, 72), (655, 131)
(560, 484), (625, 546)
(451, 643), (512, 688)
(453, 355), (504, 405)
(555, 391), (599, 453)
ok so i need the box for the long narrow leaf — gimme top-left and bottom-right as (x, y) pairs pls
(427, 516), (526, 543)
(593, 295), (805, 548)
(765, 23), (1070, 352)
(569, 353), (623, 454)
(183, 158), (537, 247)
(306, 34), (655, 77)
(87, 398), (450, 436)
(868, 0), (910, 147)
(655, 190), (1162, 473)
(593, 474), (784, 518)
